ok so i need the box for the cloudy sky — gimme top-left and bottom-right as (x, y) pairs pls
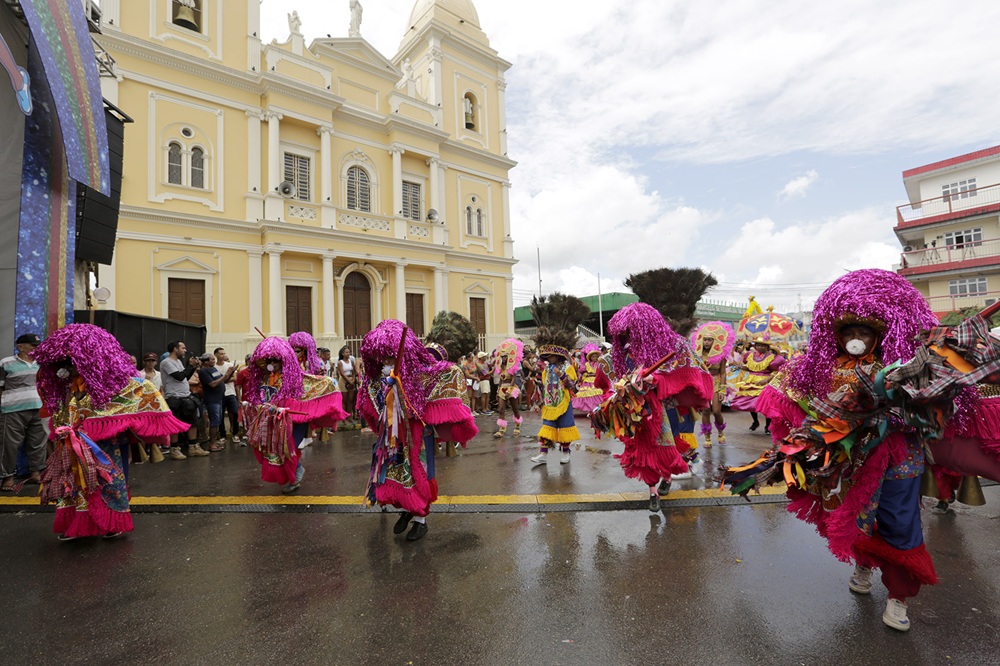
(261, 0), (1000, 311)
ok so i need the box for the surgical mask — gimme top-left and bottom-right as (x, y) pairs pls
(844, 339), (868, 356)
(266, 363), (275, 372)
(56, 367), (70, 379)
(382, 365), (394, 377)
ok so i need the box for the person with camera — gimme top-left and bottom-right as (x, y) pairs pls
(160, 341), (209, 459)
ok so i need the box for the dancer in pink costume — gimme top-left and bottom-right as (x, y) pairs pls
(730, 335), (785, 433)
(690, 321), (735, 448)
(572, 344), (606, 414)
(492, 338), (525, 439)
(34, 324), (189, 540)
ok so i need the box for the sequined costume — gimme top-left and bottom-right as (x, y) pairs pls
(572, 344), (605, 413)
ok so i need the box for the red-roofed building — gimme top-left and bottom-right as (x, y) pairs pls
(895, 145), (1000, 316)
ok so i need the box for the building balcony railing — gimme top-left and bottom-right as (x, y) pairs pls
(897, 237), (1000, 277)
(924, 290), (1000, 316)
(896, 181), (1000, 230)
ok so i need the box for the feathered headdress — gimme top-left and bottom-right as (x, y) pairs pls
(33, 324), (137, 412)
(690, 320), (736, 366)
(360, 319), (453, 417)
(531, 293), (588, 360)
(288, 331), (324, 375)
(425, 311), (479, 364)
(246, 337), (303, 404)
(607, 303), (685, 377)
(789, 269), (938, 396)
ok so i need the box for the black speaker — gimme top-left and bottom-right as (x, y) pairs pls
(76, 105), (127, 265)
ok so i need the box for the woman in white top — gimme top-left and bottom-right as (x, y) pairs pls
(335, 346), (358, 419)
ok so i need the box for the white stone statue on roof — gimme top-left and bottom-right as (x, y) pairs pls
(288, 10), (302, 35)
(349, 0), (363, 38)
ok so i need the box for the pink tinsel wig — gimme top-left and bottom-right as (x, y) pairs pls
(607, 303), (685, 376)
(33, 323), (136, 412)
(359, 320), (453, 417)
(581, 343), (601, 361)
(690, 321), (736, 366)
(246, 336), (303, 404)
(789, 269), (938, 397)
(493, 338), (525, 377)
(288, 331), (324, 375)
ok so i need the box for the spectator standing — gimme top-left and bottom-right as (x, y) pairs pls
(160, 341), (209, 459)
(214, 347), (241, 444)
(461, 353), (479, 412)
(0, 333), (46, 490)
(198, 353), (233, 451)
(476, 351), (493, 415)
(140, 352), (161, 390)
(335, 345), (358, 421)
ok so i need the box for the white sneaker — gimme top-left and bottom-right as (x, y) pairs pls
(883, 598), (910, 632)
(298, 437), (314, 450)
(530, 452), (547, 465)
(560, 452), (571, 464)
(849, 565), (873, 594)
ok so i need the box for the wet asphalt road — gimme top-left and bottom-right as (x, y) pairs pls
(2, 411), (999, 665)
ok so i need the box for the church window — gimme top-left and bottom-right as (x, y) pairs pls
(347, 166), (371, 212)
(190, 147), (205, 189)
(283, 152), (311, 201)
(167, 142), (183, 185)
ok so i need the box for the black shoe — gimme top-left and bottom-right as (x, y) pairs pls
(749, 421), (759, 432)
(393, 512), (413, 534)
(657, 479), (671, 496)
(648, 494), (660, 512)
(406, 521), (428, 541)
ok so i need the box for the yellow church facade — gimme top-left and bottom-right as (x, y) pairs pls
(93, 0), (516, 357)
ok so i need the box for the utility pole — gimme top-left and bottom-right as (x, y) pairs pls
(537, 246), (542, 298)
(598, 272), (604, 337)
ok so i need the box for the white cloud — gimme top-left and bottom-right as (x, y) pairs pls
(778, 170), (819, 200)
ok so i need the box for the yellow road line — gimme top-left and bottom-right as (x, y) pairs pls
(0, 486), (788, 507)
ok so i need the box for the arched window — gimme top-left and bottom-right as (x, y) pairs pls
(463, 93), (478, 131)
(476, 208), (485, 236)
(167, 142), (183, 185)
(465, 206), (474, 235)
(190, 147), (205, 189)
(347, 165), (371, 212)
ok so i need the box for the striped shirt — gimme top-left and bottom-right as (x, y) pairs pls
(0, 355), (43, 414)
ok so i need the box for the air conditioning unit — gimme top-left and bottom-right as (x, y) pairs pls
(903, 245), (914, 252)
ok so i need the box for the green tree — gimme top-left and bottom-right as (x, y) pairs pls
(425, 311), (479, 362)
(625, 267), (718, 336)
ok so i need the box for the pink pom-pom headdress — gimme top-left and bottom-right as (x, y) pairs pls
(607, 303), (685, 376)
(33, 323), (137, 413)
(789, 269), (938, 397)
(359, 320), (453, 418)
(288, 331), (324, 375)
(246, 336), (303, 404)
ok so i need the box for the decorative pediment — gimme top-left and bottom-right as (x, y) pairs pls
(155, 255), (217, 274)
(314, 38), (397, 74)
(464, 281), (492, 295)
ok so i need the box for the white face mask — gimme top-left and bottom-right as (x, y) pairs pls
(266, 363), (275, 372)
(382, 365), (394, 377)
(56, 367), (70, 379)
(844, 339), (868, 356)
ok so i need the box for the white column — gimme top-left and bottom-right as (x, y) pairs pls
(245, 111), (264, 221)
(335, 277), (345, 338)
(317, 125), (336, 228)
(395, 263), (407, 322)
(434, 266), (448, 313)
(248, 250), (263, 330)
(498, 75), (509, 156)
(502, 181), (513, 258)
(428, 40), (443, 108)
(247, 0), (261, 71)
(505, 277), (515, 335)
(267, 249), (283, 336)
(264, 111), (283, 220)
(322, 254), (336, 337)
(390, 145), (404, 216)
(427, 158), (440, 214)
